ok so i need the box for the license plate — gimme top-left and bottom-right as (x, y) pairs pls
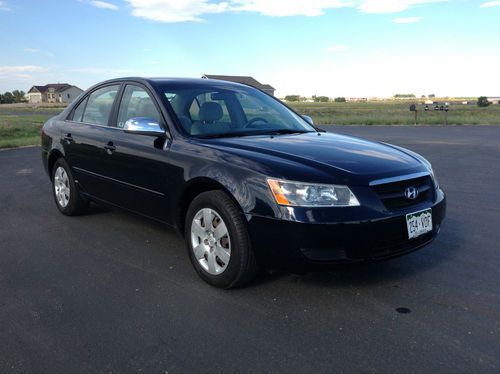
(406, 208), (432, 239)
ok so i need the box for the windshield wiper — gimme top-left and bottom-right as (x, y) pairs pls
(256, 129), (312, 136)
(197, 129), (312, 139)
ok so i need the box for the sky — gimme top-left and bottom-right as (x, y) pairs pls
(0, 0), (499, 98)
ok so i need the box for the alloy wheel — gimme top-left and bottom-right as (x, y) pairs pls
(190, 208), (231, 275)
(54, 166), (70, 208)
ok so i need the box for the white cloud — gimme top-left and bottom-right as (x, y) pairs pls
(393, 16), (425, 23)
(229, 0), (352, 17)
(66, 67), (139, 74)
(90, 1), (118, 10)
(480, 1), (500, 7)
(23, 48), (54, 57)
(324, 45), (351, 52)
(124, 0), (446, 23)
(0, 66), (47, 81)
(0, 65), (46, 74)
(0, 1), (10, 11)
(126, 0), (230, 22)
(358, 0), (446, 14)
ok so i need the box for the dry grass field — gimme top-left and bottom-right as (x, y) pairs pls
(288, 101), (500, 125)
(1, 101), (499, 149)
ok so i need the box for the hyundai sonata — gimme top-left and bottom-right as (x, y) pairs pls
(41, 78), (446, 288)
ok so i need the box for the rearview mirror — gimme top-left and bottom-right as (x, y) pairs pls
(123, 117), (165, 137)
(302, 115), (314, 125)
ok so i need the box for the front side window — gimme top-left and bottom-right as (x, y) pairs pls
(116, 85), (161, 128)
(161, 84), (315, 137)
(82, 85), (120, 126)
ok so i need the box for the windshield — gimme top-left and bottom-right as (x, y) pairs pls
(159, 83), (316, 138)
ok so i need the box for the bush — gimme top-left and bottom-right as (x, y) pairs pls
(313, 96), (330, 102)
(284, 95), (300, 102)
(334, 97), (346, 102)
(477, 96), (491, 107)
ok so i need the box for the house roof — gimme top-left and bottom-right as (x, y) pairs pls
(202, 75), (275, 91)
(28, 84), (81, 94)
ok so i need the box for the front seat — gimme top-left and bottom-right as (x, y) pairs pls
(191, 102), (224, 135)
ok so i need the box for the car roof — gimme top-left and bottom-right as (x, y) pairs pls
(95, 77), (251, 89)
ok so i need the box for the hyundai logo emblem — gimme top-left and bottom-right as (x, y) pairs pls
(404, 186), (419, 200)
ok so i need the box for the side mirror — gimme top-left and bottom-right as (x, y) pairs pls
(302, 115), (314, 125)
(123, 117), (165, 137)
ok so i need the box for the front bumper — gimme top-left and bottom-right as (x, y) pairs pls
(245, 189), (446, 268)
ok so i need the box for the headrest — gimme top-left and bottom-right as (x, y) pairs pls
(199, 102), (223, 123)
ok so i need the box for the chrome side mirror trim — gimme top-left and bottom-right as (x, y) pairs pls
(123, 117), (166, 137)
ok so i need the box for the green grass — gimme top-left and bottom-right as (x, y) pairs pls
(288, 101), (500, 125)
(0, 114), (53, 149)
(0, 105), (64, 148)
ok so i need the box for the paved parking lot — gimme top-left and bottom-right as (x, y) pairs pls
(1, 125), (499, 373)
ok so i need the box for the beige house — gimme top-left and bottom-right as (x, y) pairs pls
(26, 84), (83, 104)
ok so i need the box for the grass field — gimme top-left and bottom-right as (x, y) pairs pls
(1, 102), (499, 149)
(0, 107), (61, 149)
(288, 101), (500, 125)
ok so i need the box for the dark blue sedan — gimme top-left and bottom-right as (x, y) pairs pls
(41, 77), (446, 288)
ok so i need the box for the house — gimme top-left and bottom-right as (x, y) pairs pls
(201, 74), (275, 96)
(487, 97), (500, 105)
(26, 84), (83, 104)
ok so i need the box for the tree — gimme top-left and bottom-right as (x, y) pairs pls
(1, 92), (15, 104)
(334, 97), (346, 102)
(313, 95), (329, 102)
(477, 96), (491, 107)
(394, 94), (416, 99)
(428, 94), (436, 98)
(12, 90), (26, 103)
(0, 90), (26, 104)
(284, 95), (300, 102)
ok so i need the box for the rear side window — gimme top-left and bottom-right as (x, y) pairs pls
(116, 85), (161, 128)
(82, 85), (120, 126)
(71, 97), (88, 122)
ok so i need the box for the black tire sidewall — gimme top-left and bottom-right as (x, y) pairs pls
(51, 158), (84, 215)
(185, 191), (252, 288)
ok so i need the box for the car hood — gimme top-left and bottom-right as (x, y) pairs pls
(206, 132), (425, 183)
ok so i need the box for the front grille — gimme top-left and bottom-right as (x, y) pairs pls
(372, 175), (434, 210)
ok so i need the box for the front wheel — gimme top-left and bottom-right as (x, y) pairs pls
(52, 158), (89, 216)
(185, 190), (258, 288)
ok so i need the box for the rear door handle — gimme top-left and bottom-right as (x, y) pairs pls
(63, 133), (73, 142)
(104, 141), (116, 153)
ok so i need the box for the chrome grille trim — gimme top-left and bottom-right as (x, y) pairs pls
(369, 171), (430, 187)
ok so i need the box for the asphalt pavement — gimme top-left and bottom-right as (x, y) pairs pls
(1, 125), (499, 373)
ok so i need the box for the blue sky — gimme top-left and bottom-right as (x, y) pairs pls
(0, 0), (499, 97)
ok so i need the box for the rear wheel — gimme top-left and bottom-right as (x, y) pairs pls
(52, 158), (89, 216)
(185, 190), (258, 288)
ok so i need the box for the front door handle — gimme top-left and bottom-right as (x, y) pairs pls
(104, 141), (116, 154)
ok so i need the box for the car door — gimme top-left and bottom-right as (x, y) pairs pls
(62, 84), (121, 199)
(97, 83), (172, 222)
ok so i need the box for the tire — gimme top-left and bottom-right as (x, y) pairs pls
(185, 190), (258, 288)
(51, 158), (89, 216)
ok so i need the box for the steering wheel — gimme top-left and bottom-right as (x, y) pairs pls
(244, 117), (268, 128)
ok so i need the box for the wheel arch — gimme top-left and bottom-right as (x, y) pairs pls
(175, 177), (244, 238)
(47, 149), (65, 180)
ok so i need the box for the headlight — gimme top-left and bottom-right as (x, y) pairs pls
(267, 178), (360, 207)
